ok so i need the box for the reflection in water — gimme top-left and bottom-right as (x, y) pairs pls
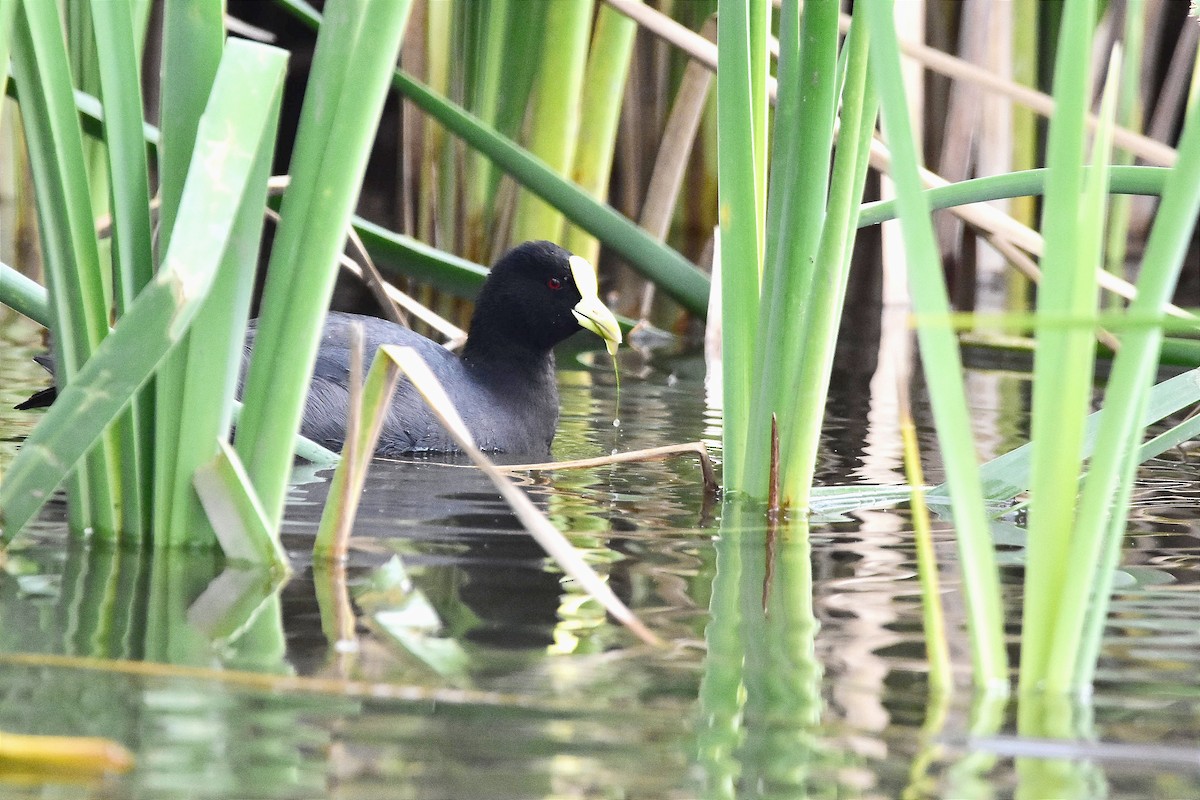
(3, 316), (1200, 797)
(698, 503), (824, 799)
(455, 536), (562, 650)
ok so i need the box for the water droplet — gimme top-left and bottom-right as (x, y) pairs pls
(612, 418), (621, 428)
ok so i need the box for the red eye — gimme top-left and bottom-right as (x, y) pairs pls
(547, 277), (563, 290)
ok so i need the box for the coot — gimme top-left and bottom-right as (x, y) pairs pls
(18, 240), (622, 457)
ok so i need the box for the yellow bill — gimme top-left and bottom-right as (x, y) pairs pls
(568, 255), (622, 356)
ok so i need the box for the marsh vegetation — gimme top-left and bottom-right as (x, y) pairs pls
(0, 0), (1199, 795)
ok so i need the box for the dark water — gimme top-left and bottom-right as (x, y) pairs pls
(2, 312), (1200, 799)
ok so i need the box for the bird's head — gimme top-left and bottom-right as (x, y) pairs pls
(471, 241), (622, 355)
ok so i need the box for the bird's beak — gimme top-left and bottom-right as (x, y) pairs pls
(569, 255), (622, 356)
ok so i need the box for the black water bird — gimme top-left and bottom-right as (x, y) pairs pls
(17, 240), (622, 457)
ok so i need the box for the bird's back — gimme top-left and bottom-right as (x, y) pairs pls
(243, 312), (558, 456)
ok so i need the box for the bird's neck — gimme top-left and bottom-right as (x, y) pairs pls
(461, 327), (557, 383)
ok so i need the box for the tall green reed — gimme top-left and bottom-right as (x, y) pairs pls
(717, 0), (880, 512)
(236, 0), (414, 532)
(743, 0), (839, 500)
(90, 0), (156, 540)
(0, 0), (408, 560)
(511, 0), (593, 245)
(277, 0), (711, 316)
(1011, 0), (1200, 698)
(152, 0), (226, 547)
(0, 34), (288, 548)
(9, 0), (123, 539)
(453, 0), (545, 258)
(860, 0), (1199, 697)
(715, 0), (769, 494)
(1019, 0), (1105, 695)
(1043, 60), (1200, 695)
(562, 4), (638, 266)
(863, 0), (1008, 690)
(0, 1), (14, 106)
(774, 9), (878, 504)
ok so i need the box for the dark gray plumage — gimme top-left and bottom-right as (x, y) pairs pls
(263, 308), (560, 456)
(19, 241), (622, 458)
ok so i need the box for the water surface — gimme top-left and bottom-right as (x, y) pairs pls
(2, 312), (1199, 799)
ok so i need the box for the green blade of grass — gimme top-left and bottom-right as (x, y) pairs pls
(511, 0), (592, 244)
(1029, 44), (1124, 690)
(715, 0), (768, 491)
(1018, 0), (1100, 695)
(156, 0), (223, 251)
(237, 0), (414, 531)
(90, 0), (157, 539)
(163, 52), (285, 549)
(10, 0), (122, 537)
(153, 0), (226, 539)
(64, 3), (109, 279)
(746, 0), (838, 499)
(1059, 80), (1200, 692)
(0, 0), (15, 111)
(1, 78), (165, 152)
(856, 166), (1171, 228)
(779, 9), (877, 505)
(129, 0), (153, 59)
(1137, 411), (1200, 463)
(1158, 337), (1200, 365)
(865, 0), (1008, 691)
(234, 400), (340, 466)
(0, 38), (292, 543)
(562, 3), (637, 265)
(0, 262), (49, 324)
(808, 483), (915, 516)
(927, 366), (1200, 504)
(350, 218), (489, 296)
(193, 440), (288, 569)
(748, 0), (770, 246)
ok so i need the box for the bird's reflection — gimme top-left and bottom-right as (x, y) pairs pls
(290, 457), (573, 653)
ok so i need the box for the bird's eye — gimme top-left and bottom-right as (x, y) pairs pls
(547, 277), (563, 290)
